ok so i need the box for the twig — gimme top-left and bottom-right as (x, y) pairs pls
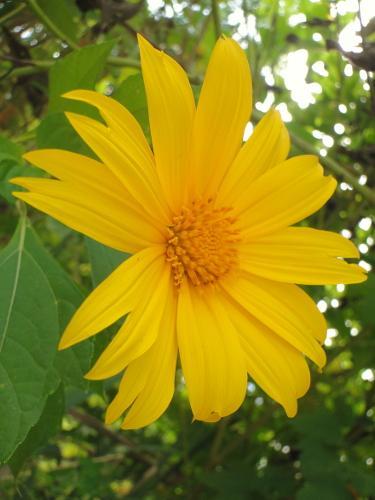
(0, 54), (51, 67)
(69, 408), (156, 466)
(252, 109), (375, 205)
(0, 2), (26, 25)
(290, 130), (375, 205)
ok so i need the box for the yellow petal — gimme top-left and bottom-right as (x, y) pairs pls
(23, 149), (129, 202)
(65, 112), (170, 223)
(217, 109), (289, 205)
(22, 148), (159, 226)
(12, 191), (135, 254)
(239, 227), (366, 285)
(59, 246), (164, 349)
(138, 35), (195, 210)
(106, 287), (177, 427)
(177, 284), (247, 422)
(122, 287), (177, 429)
(221, 274), (327, 367)
(105, 365), (148, 425)
(191, 37), (252, 198)
(223, 295), (310, 417)
(237, 155), (337, 240)
(11, 177), (164, 251)
(63, 89), (154, 173)
(86, 264), (170, 380)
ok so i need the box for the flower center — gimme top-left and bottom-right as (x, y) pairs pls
(166, 199), (239, 288)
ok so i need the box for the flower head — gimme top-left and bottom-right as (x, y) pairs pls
(12, 35), (366, 429)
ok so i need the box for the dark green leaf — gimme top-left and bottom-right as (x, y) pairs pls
(0, 216), (59, 463)
(86, 237), (127, 287)
(24, 226), (93, 389)
(8, 383), (65, 475)
(114, 73), (150, 140)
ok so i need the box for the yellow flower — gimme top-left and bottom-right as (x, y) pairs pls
(12, 35), (366, 429)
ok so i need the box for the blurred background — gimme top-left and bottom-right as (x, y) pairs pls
(0, 0), (374, 498)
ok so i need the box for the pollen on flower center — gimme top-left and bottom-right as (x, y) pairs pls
(166, 199), (239, 288)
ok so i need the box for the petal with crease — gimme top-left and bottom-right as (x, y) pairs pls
(223, 294), (310, 417)
(121, 286), (177, 429)
(239, 227), (366, 285)
(105, 287), (177, 428)
(58, 246), (165, 349)
(23, 149), (129, 201)
(177, 284), (247, 422)
(63, 89), (154, 175)
(221, 273), (327, 366)
(218, 109), (289, 205)
(191, 36), (252, 198)
(65, 112), (170, 222)
(237, 155), (337, 240)
(138, 35), (195, 210)
(11, 177), (165, 251)
(86, 264), (171, 380)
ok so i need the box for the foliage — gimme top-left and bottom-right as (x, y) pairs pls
(0, 0), (374, 498)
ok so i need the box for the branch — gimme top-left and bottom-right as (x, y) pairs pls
(0, 2), (26, 25)
(69, 408), (156, 466)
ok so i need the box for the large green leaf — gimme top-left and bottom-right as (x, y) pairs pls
(24, 226), (93, 389)
(86, 237), (127, 287)
(36, 112), (93, 156)
(0, 215), (59, 463)
(48, 41), (114, 113)
(8, 383), (65, 475)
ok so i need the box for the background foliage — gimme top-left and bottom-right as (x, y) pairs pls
(0, 0), (374, 498)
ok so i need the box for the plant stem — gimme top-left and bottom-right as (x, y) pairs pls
(211, 0), (221, 38)
(107, 55), (140, 69)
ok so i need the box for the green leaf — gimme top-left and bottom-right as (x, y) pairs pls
(85, 238), (127, 369)
(297, 480), (351, 500)
(114, 73), (150, 140)
(36, 112), (94, 156)
(86, 237), (127, 287)
(0, 135), (22, 161)
(8, 383), (65, 475)
(23, 226), (93, 389)
(37, 41), (115, 156)
(29, 0), (80, 47)
(0, 216), (59, 463)
(48, 41), (114, 113)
